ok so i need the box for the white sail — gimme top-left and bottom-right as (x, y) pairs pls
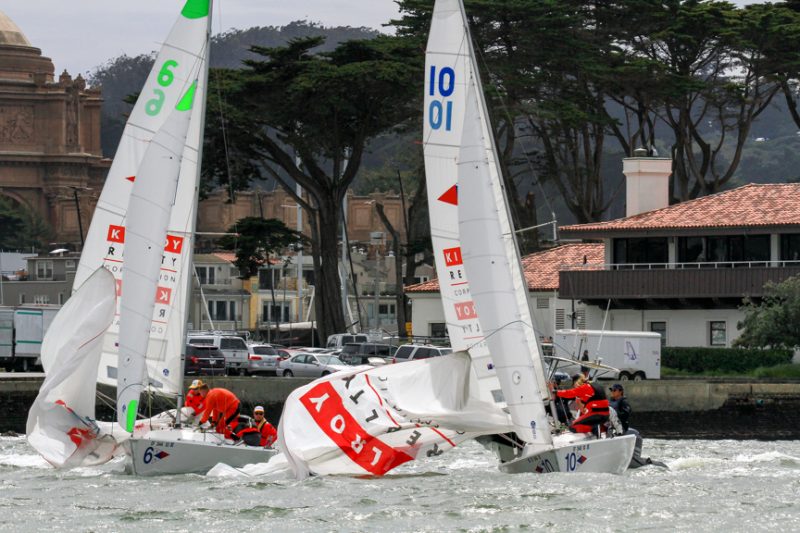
(422, 0), (503, 406)
(26, 268), (119, 468)
(458, 84), (552, 446)
(72, 0), (212, 396)
(278, 354), (512, 478)
(117, 90), (197, 431)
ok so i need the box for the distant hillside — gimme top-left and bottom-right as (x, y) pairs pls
(89, 21), (379, 157)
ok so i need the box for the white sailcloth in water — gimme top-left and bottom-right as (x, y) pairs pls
(278, 353), (512, 478)
(117, 88), (197, 431)
(26, 269), (118, 468)
(422, 0), (514, 408)
(65, 0), (212, 397)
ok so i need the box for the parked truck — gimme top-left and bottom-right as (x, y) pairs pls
(553, 329), (662, 381)
(0, 305), (60, 372)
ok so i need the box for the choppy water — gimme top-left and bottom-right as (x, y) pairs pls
(1, 436), (799, 532)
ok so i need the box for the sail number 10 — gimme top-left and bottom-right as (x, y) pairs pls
(428, 65), (454, 131)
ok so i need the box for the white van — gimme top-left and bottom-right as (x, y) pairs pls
(553, 329), (661, 380)
(187, 333), (249, 375)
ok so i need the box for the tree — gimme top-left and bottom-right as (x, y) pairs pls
(734, 275), (800, 349)
(218, 217), (303, 278)
(0, 197), (52, 250)
(204, 35), (423, 341)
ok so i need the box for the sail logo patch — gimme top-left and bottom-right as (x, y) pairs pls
(107, 225), (125, 243)
(443, 247), (462, 267)
(299, 381), (413, 476)
(454, 301), (476, 320)
(438, 185), (458, 205)
(156, 286), (172, 304)
(165, 235), (184, 254)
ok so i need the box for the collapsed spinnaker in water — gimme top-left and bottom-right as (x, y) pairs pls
(278, 353), (512, 478)
(26, 268), (118, 468)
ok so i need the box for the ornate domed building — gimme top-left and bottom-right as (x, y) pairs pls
(0, 10), (108, 248)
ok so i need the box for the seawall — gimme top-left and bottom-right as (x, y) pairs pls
(4, 374), (800, 439)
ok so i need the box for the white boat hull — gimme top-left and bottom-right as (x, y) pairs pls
(498, 433), (636, 475)
(124, 428), (277, 476)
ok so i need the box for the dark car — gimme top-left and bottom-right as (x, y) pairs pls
(339, 342), (396, 361)
(184, 344), (226, 376)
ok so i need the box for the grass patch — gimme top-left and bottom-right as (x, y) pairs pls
(663, 364), (800, 378)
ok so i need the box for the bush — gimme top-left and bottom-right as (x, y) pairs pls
(662, 347), (792, 373)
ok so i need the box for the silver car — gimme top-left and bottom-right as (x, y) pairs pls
(277, 353), (349, 377)
(246, 344), (282, 376)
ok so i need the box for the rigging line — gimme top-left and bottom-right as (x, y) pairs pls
(465, 318), (538, 354)
(213, 66), (236, 202)
(470, 28), (559, 239)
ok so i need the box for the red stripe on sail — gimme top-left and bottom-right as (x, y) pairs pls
(299, 381), (412, 476)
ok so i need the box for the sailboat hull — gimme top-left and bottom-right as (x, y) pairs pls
(498, 434), (636, 475)
(124, 428), (277, 476)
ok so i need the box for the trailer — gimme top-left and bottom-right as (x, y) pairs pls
(553, 329), (662, 380)
(0, 305), (60, 371)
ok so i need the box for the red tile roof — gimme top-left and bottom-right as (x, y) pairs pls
(561, 183), (800, 234)
(404, 243), (604, 293)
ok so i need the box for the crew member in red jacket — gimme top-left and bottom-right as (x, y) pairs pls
(554, 374), (609, 435)
(252, 406), (277, 447)
(184, 379), (206, 416)
(199, 387), (241, 439)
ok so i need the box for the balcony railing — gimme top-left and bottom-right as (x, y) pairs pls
(559, 261), (800, 300)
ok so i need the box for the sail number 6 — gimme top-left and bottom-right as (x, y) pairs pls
(428, 65), (454, 131)
(146, 60), (180, 116)
(143, 446), (154, 464)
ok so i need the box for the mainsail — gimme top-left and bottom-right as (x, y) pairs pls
(117, 88), (198, 431)
(70, 0), (212, 397)
(422, 0), (506, 406)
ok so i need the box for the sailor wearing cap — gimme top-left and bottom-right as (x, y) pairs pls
(608, 384), (631, 432)
(185, 379), (209, 416)
(253, 405), (277, 447)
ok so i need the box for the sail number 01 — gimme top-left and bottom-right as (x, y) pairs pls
(428, 65), (454, 131)
(146, 59), (179, 116)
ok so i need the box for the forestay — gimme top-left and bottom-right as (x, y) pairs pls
(279, 353), (513, 478)
(69, 0), (212, 396)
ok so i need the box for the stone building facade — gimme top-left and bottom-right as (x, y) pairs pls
(0, 11), (109, 245)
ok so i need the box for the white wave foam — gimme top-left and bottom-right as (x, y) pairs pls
(734, 450), (800, 464)
(0, 453), (50, 469)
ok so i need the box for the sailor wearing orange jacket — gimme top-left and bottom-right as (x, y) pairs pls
(554, 374), (609, 434)
(184, 379), (207, 416)
(198, 387), (241, 439)
(252, 406), (277, 447)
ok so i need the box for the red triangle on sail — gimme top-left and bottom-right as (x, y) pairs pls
(125, 176), (136, 182)
(438, 185), (458, 205)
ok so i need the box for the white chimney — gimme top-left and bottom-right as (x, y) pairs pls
(623, 148), (671, 217)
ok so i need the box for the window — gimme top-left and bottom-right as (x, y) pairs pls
(710, 321), (727, 346)
(575, 309), (586, 329)
(33, 295), (50, 304)
(781, 234), (800, 262)
(58, 292), (64, 305)
(19, 294), (25, 304)
(649, 321), (667, 348)
(196, 266), (215, 285)
(259, 269), (275, 290)
(65, 260), (76, 271)
(555, 309), (565, 330)
(430, 322), (446, 338)
(379, 303), (396, 316)
(262, 303), (289, 322)
(536, 297), (549, 309)
(208, 300), (235, 321)
(36, 260), (53, 280)
(613, 238), (668, 265)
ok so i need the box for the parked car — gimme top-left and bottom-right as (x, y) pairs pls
(246, 343), (282, 376)
(338, 343), (396, 364)
(184, 344), (226, 376)
(277, 353), (349, 377)
(325, 333), (370, 350)
(341, 354), (391, 366)
(393, 344), (453, 363)
(187, 333), (249, 375)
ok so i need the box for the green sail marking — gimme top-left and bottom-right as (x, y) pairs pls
(125, 399), (139, 433)
(176, 81), (197, 111)
(181, 0), (210, 19)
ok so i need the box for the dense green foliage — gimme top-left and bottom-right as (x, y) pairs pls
(0, 197), (52, 251)
(662, 346), (793, 373)
(218, 217), (304, 278)
(735, 276), (800, 349)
